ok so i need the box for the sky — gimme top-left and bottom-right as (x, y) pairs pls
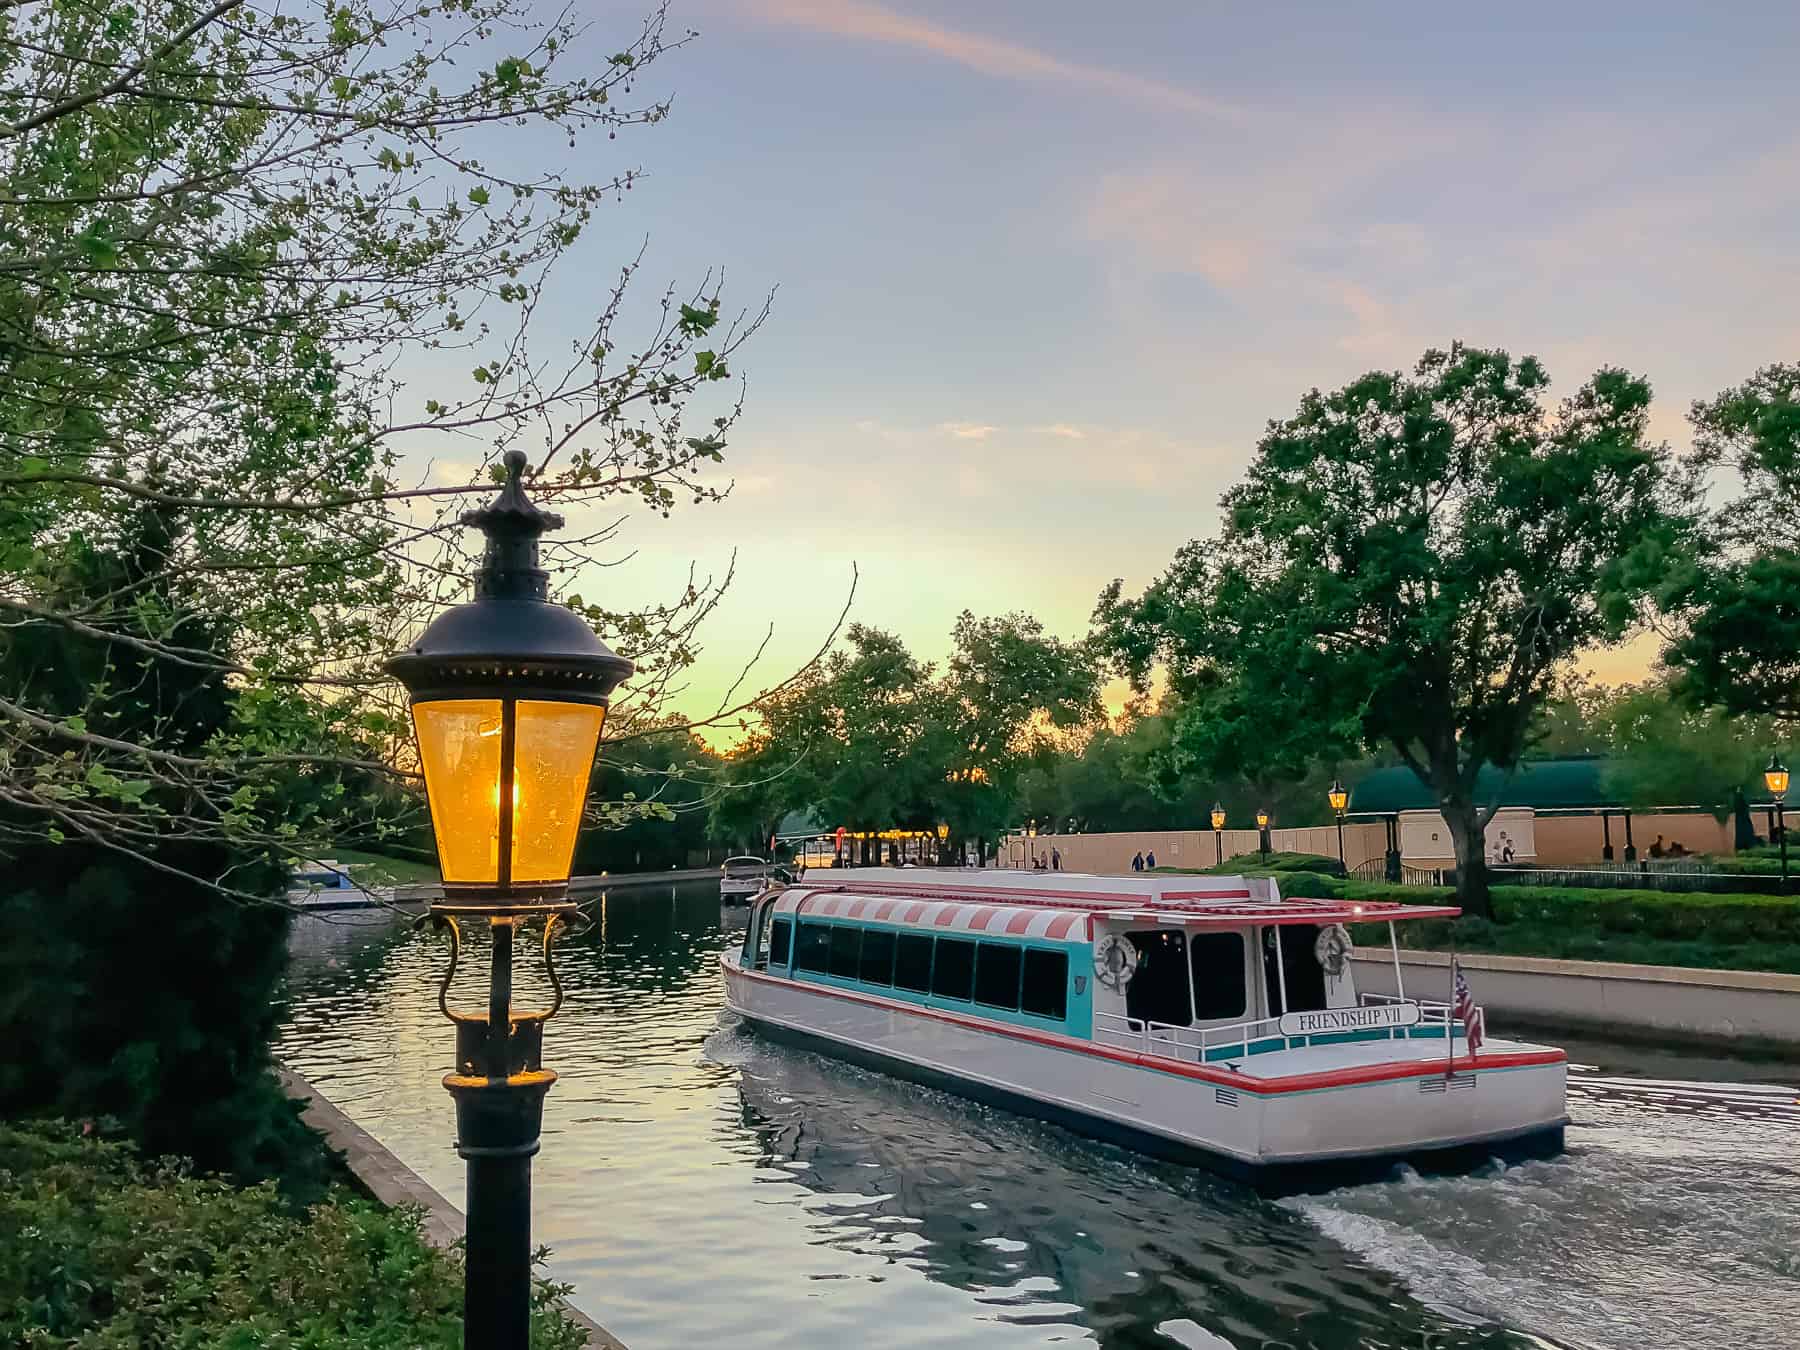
(416, 1), (1800, 731)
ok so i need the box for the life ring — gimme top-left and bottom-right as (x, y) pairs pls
(1314, 923), (1352, 978)
(1093, 934), (1138, 992)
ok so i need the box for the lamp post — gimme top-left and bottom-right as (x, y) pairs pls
(1766, 752), (1789, 891)
(936, 821), (950, 866)
(1255, 807), (1271, 864)
(1328, 779), (1350, 871)
(1210, 802), (1226, 866)
(386, 451), (632, 1350)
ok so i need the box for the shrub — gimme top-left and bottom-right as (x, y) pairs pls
(0, 1120), (586, 1350)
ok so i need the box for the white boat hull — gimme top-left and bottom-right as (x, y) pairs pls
(723, 954), (1566, 1189)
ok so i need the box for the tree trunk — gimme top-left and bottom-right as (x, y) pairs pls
(1441, 799), (1494, 920)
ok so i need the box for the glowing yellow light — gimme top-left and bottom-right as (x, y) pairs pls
(1210, 803), (1226, 831)
(1328, 780), (1350, 813)
(1766, 754), (1789, 799)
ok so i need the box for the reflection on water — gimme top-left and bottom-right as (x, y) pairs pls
(277, 883), (1800, 1350)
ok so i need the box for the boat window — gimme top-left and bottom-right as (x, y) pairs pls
(740, 905), (759, 965)
(1125, 929), (1191, 1028)
(769, 917), (792, 968)
(974, 943), (1023, 1010)
(931, 937), (976, 1001)
(859, 927), (896, 986)
(894, 933), (934, 993)
(1263, 924), (1328, 1014)
(1020, 948), (1068, 1020)
(748, 900), (773, 969)
(829, 925), (862, 979)
(794, 922), (832, 974)
(1188, 932), (1246, 1020)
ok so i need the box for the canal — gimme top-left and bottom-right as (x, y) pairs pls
(278, 881), (1800, 1350)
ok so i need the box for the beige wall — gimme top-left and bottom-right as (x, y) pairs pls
(1009, 823), (1388, 875)
(1530, 811), (1732, 864)
(1014, 810), (1737, 876)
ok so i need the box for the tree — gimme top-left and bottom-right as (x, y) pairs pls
(1664, 364), (1800, 719)
(0, 1), (786, 1176)
(715, 615), (1101, 864)
(1096, 344), (1691, 915)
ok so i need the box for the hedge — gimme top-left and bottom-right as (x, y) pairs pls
(1155, 865), (1800, 972)
(0, 1119), (587, 1349)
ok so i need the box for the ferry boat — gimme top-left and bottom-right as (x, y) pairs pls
(721, 869), (1568, 1191)
(721, 855), (774, 903)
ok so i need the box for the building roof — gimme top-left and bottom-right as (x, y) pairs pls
(1349, 757), (1616, 813)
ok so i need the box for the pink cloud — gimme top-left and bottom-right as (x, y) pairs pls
(748, 0), (1239, 120)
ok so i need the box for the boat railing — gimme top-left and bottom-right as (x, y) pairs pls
(1091, 994), (1469, 1066)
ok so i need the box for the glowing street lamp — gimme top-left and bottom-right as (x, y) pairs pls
(1328, 779), (1350, 869)
(1766, 753), (1789, 890)
(1255, 807), (1271, 864)
(387, 451), (632, 1350)
(1210, 802), (1226, 866)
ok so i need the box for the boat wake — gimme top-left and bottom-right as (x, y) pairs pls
(1286, 1070), (1800, 1350)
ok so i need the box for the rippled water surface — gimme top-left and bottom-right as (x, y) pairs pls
(277, 883), (1800, 1350)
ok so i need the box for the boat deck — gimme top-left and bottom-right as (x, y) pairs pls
(1212, 1033), (1556, 1082)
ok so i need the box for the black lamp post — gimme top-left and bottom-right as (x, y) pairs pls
(1255, 807), (1271, 864)
(386, 451), (632, 1350)
(1211, 802), (1226, 866)
(1765, 752), (1789, 891)
(1328, 780), (1349, 870)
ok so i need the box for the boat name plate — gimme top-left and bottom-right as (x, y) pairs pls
(1278, 1003), (1422, 1036)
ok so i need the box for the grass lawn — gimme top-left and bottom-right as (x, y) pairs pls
(328, 848), (441, 886)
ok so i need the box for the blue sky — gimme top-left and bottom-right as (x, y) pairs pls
(453, 1), (1800, 727)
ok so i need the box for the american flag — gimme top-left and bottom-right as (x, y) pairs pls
(1452, 958), (1484, 1057)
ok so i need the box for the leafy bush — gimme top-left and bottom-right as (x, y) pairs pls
(1342, 881), (1800, 973)
(1201, 850), (1347, 877)
(0, 1120), (586, 1350)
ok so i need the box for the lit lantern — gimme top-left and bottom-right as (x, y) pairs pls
(1328, 780), (1350, 814)
(1255, 807), (1270, 830)
(388, 452), (633, 899)
(1210, 803), (1226, 831)
(1765, 753), (1789, 800)
(936, 822), (950, 842)
(384, 451), (633, 1347)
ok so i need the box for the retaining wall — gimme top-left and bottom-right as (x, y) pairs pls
(1350, 948), (1800, 1056)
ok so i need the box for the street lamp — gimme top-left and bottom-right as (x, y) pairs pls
(1210, 802), (1226, 866)
(387, 451), (632, 1350)
(1255, 807), (1271, 864)
(1328, 779), (1350, 870)
(936, 821), (950, 866)
(1766, 752), (1789, 890)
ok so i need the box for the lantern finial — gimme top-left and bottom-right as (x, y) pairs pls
(462, 451), (565, 601)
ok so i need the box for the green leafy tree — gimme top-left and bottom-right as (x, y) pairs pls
(1097, 345), (1691, 915)
(0, 1), (782, 1175)
(1665, 364), (1800, 719)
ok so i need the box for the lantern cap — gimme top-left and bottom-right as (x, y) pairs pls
(386, 451), (634, 706)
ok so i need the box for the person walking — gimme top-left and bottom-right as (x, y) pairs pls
(1051, 846), (1062, 871)
(1145, 849), (1157, 870)
(1132, 851), (1144, 872)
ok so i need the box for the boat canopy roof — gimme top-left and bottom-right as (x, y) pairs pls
(766, 867), (1460, 938)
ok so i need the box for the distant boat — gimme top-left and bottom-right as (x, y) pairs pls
(286, 859), (395, 912)
(723, 868), (1567, 1192)
(720, 855), (773, 904)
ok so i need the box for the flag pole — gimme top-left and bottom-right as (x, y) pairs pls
(1445, 945), (1457, 1082)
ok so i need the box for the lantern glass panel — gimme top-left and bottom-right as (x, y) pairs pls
(511, 699), (606, 882)
(413, 699), (504, 884)
(1767, 768), (1790, 797)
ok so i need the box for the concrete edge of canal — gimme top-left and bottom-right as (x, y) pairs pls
(276, 1066), (629, 1350)
(1351, 947), (1800, 1059)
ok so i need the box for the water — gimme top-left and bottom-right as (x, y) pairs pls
(278, 883), (1800, 1350)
